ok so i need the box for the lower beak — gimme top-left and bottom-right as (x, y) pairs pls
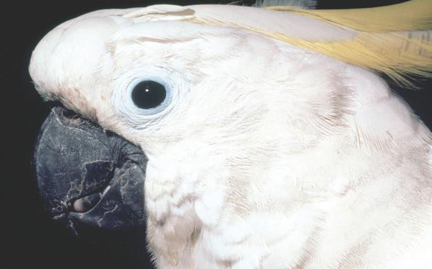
(34, 106), (147, 233)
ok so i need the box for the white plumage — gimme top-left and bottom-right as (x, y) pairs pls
(30, 1), (432, 268)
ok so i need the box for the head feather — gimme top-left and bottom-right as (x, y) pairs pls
(193, 0), (432, 85)
(267, 0), (432, 32)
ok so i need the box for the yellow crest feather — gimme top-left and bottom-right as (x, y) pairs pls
(192, 0), (432, 85)
(267, 0), (432, 32)
(265, 0), (432, 84)
(273, 30), (432, 85)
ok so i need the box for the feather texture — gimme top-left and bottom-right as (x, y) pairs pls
(192, 0), (432, 85)
(267, 0), (432, 32)
(266, 0), (432, 84)
(248, 28), (432, 85)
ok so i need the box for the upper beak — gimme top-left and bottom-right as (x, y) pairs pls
(34, 106), (147, 234)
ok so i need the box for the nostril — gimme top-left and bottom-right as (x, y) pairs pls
(60, 107), (78, 119)
(70, 193), (102, 213)
(52, 105), (78, 120)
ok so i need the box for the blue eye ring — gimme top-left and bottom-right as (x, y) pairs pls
(122, 75), (174, 117)
(112, 66), (185, 129)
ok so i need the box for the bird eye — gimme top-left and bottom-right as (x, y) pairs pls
(112, 67), (181, 123)
(131, 80), (167, 109)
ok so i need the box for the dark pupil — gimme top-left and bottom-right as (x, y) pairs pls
(131, 80), (167, 109)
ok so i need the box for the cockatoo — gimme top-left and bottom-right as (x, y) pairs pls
(30, 0), (432, 268)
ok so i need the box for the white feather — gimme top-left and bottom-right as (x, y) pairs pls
(29, 3), (432, 269)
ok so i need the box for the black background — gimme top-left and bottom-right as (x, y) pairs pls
(1, 0), (430, 269)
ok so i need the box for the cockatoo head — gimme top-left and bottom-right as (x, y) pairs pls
(30, 1), (432, 265)
(30, 5), (335, 150)
(31, 4), (349, 230)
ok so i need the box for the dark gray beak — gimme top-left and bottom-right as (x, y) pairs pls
(34, 106), (147, 234)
